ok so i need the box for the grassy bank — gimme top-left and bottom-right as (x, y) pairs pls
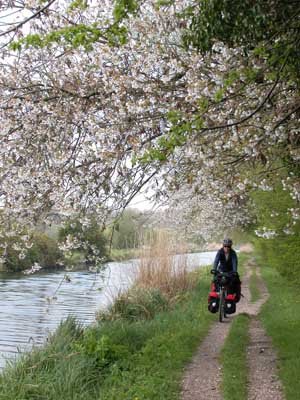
(258, 262), (300, 400)
(0, 267), (214, 400)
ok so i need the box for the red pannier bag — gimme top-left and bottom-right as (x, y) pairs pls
(208, 283), (219, 313)
(225, 294), (236, 314)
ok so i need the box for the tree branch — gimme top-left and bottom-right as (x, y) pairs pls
(0, 0), (57, 38)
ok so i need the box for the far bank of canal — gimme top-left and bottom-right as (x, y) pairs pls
(0, 251), (216, 369)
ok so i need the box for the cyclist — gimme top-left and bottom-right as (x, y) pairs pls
(213, 238), (238, 274)
(212, 238), (241, 302)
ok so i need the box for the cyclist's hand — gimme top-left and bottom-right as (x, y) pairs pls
(210, 269), (217, 275)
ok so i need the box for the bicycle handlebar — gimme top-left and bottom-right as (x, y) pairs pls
(211, 269), (237, 276)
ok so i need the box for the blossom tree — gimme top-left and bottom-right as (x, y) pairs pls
(0, 0), (299, 258)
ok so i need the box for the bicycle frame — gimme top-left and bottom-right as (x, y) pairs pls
(213, 271), (233, 323)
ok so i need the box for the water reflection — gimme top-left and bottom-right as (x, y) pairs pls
(0, 251), (216, 369)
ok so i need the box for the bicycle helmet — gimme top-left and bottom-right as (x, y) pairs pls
(223, 238), (233, 247)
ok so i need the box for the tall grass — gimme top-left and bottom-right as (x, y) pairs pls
(136, 231), (197, 297)
(99, 232), (198, 321)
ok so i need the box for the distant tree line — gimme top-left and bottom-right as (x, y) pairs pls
(0, 209), (151, 273)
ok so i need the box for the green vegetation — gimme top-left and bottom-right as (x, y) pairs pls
(221, 314), (250, 400)
(0, 215), (109, 272)
(258, 261), (300, 400)
(62, 250), (86, 270)
(251, 180), (300, 283)
(105, 209), (163, 261)
(98, 287), (170, 322)
(249, 267), (260, 303)
(100, 232), (204, 322)
(2, 232), (62, 272)
(0, 269), (214, 400)
(108, 247), (140, 261)
(58, 216), (108, 268)
(10, 0), (138, 51)
(0, 208), (168, 272)
(108, 209), (145, 250)
(237, 252), (247, 279)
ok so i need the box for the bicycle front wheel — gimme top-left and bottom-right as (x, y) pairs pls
(219, 289), (225, 322)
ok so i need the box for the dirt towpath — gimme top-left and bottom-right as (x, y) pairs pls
(181, 260), (285, 400)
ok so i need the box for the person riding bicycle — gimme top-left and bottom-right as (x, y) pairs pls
(213, 238), (238, 274)
(212, 238), (241, 302)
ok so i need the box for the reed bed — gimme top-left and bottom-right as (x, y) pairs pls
(135, 231), (197, 297)
(98, 232), (199, 321)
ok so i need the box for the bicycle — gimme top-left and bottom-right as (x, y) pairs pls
(211, 270), (235, 322)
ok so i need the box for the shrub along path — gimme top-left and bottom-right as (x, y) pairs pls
(181, 259), (285, 400)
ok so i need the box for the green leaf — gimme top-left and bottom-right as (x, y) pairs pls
(9, 41), (22, 52)
(156, 0), (175, 7)
(214, 88), (224, 103)
(113, 0), (138, 21)
(198, 98), (209, 112)
(167, 110), (181, 124)
(68, 0), (88, 12)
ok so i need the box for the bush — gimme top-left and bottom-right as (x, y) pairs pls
(98, 288), (169, 321)
(71, 329), (130, 371)
(29, 233), (62, 269)
(58, 217), (108, 265)
(3, 232), (61, 272)
(251, 180), (300, 283)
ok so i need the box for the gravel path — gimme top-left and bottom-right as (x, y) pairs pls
(247, 318), (284, 400)
(246, 267), (284, 400)
(180, 259), (285, 400)
(181, 321), (231, 400)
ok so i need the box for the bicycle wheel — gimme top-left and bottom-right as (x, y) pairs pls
(219, 288), (225, 322)
(224, 291), (227, 318)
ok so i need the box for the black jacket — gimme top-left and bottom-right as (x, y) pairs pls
(213, 248), (238, 273)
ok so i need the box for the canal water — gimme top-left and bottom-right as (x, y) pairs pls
(0, 251), (216, 369)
